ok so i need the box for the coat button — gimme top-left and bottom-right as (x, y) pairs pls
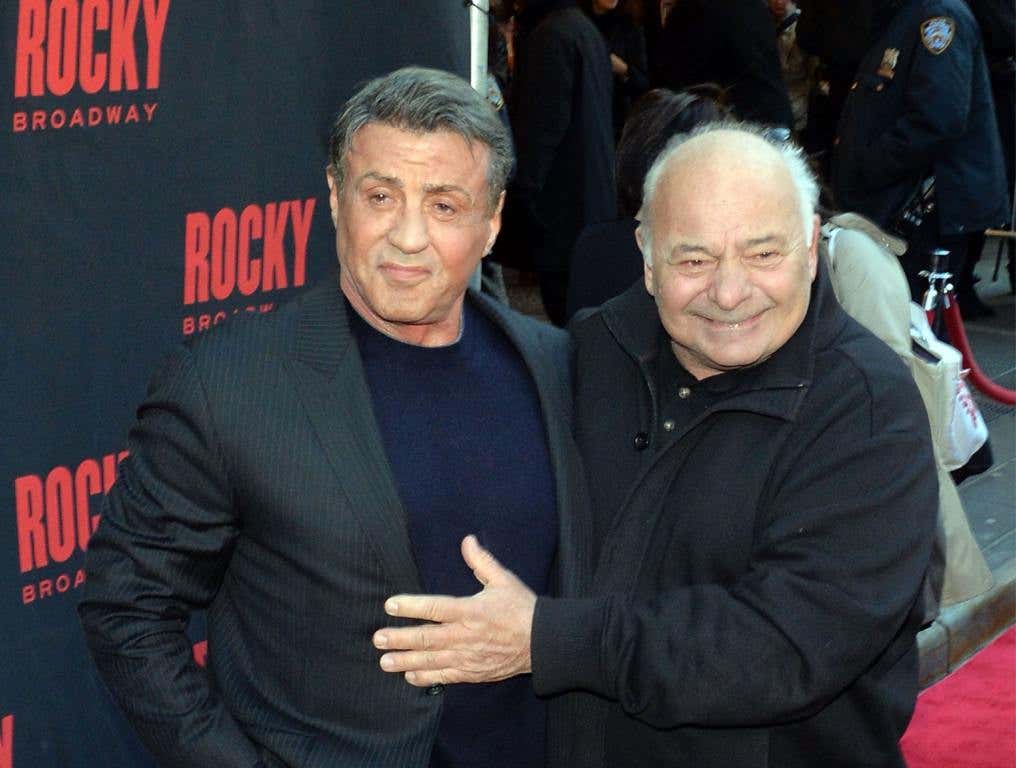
(425, 684), (444, 696)
(663, 419), (676, 432)
(678, 387), (691, 399)
(633, 432), (649, 450)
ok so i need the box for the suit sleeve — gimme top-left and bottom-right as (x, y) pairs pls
(78, 345), (262, 768)
(858, 14), (976, 190)
(531, 360), (937, 728)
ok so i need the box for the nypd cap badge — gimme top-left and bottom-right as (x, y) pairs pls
(920, 17), (955, 55)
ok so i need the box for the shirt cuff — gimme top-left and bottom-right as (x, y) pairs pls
(531, 595), (612, 698)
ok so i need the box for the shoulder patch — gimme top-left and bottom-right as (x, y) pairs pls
(920, 17), (955, 54)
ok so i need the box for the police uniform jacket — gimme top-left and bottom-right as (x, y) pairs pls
(832, 0), (1009, 235)
(531, 266), (938, 767)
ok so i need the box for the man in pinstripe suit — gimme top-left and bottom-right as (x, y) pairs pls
(79, 68), (589, 768)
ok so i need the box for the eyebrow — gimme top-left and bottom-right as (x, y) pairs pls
(676, 243), (714, 255)
(357, 173), (473, 204)
(744, 234), (781, 247)
(359, 171), (402, 188)
(423, 183), (473, 203)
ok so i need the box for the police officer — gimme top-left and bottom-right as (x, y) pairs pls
(832, 0), (1009, 314)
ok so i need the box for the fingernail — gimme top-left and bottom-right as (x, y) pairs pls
(406, 671), (417, 682)
(381, 655), (394, 670)
(385, 600), (398, 615)
(374, 633), (388, 648)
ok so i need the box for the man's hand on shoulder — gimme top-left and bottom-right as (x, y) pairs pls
(373, 535), (536, 686)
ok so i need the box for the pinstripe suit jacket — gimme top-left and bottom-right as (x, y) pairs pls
(79, 275), (591, 768)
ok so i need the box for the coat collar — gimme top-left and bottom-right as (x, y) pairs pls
(290, 269), (565, 381)
(286, 270), (586, 596)
(599, 261), (848, 411)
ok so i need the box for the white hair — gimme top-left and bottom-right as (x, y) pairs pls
(637, 121), (819, 262)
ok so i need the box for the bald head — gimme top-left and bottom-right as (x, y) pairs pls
(638, 123), (818, 263)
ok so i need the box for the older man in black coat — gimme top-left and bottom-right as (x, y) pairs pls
(375, 124), (938, 768)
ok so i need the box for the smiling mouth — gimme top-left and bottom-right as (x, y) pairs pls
(701, 309), (768, 329)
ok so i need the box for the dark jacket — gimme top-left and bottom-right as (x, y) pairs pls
(590, 9), (650, 137)
(497, 0), (616, 273)
(795, 0), (875, 80)
(642, 1), (670, 87)
(966, 0), (1015, 64)
(78, 277), (591, 768)
(660, 0), (794, 127)
(565, 217), (642, 321)
(531, 267), (938, 767)
(832, 0), (1010, 236)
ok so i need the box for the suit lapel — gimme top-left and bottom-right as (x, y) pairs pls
(285, 278), (422, 593)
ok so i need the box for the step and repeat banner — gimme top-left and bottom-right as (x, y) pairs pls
(1, 3), (470, 766)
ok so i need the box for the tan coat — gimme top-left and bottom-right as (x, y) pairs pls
(822, 213), (993, 608)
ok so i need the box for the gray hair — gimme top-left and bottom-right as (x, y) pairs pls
(328, 67), (513, 213)
(638, 121), (819, 261)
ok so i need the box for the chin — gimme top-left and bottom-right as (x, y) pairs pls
(705, 347), (769, 371)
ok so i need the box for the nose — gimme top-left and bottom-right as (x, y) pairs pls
(707, 258), (752, 310)
(387, 207), (429, 254)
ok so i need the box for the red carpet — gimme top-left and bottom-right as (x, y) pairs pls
(901, 626), (1016, 767)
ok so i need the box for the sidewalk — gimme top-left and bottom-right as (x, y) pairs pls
(916, 253), (1016, 688)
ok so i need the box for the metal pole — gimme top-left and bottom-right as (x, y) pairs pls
(469, 0), (490, 292)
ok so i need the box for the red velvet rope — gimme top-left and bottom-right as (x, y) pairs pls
(933, 298), (1016, 406)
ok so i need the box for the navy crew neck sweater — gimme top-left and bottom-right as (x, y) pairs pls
(347, 298), (558, 768)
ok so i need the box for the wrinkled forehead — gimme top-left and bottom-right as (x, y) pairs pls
(345, 123), (491, 192)
(652, 137), (798, 231)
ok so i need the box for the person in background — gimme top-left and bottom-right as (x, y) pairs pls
(79, 67), (589, 768)
(832, 0), (1010, 317)
(768, 0), (819, 136)
(372, 124), (938, 768)
(643, 0), (676, 86)
(794, 0), (875, 171)
(658, 0), (794, 129)
(818, 210), (994, 620)
(582, 0), (650, 139)
(967, 0), (1015, 291)
(494, 0), (616, 326)
(566, 87), (725, 318)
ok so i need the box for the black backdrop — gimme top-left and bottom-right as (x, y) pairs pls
(1, 3), (470, 766)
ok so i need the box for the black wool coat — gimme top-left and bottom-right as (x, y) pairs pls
(659, 0), (794, 128)
(497, 0), (617, 274)
(533, 267), (938, 767)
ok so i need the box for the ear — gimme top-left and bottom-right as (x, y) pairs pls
(484, 191), (506, 257)
(636, 224), (655, 296)
(807, 214), (820, 280)
(325, 168), (340, 227)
